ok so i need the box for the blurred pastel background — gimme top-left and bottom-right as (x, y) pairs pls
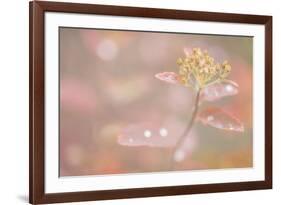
(59, 27), (253, 177)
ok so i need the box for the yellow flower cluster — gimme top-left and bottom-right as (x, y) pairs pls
(176, 48), (231, 89)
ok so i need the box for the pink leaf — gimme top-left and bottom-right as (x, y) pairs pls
(118, 120), (185, 147)
(155, 72), (181, 85)
(200, 80), (238, 102)
(198, 107), (244, 132)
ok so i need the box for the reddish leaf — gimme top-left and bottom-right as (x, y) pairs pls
(117, 120), (185, 147)
(198, 107), (244, 132)
(200, 80), (238, 102)
(155, 72), (181, 85)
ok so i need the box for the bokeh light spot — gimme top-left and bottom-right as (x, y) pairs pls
(96, 39), (118, 61)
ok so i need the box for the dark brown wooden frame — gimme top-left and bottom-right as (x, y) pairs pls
(29, 1), (272, 204)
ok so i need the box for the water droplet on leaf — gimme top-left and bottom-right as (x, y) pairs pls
(159, 128), (168, 137)
(144, 130), (152, 138)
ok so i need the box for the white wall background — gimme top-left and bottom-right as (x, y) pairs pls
(0, 0), (279, 204)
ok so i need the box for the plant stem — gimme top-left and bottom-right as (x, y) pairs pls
(170, 89), (201, 169)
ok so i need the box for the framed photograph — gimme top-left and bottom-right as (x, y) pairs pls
(29, 1), (272, 204)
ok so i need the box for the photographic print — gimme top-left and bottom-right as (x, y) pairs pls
(30, 2), (272, 203)
(59, 28), (253, 177)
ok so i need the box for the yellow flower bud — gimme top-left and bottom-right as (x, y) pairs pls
(176, 48), (232, 89)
